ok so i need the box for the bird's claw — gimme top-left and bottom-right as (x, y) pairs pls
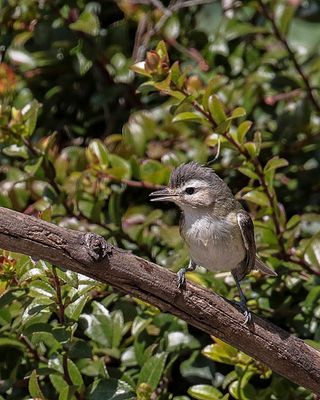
(177, 268), (186, 289)
(238, 298), (252, 325)
(242, 310), (252, 326)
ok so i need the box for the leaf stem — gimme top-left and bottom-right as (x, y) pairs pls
(52, 266), (65, 325)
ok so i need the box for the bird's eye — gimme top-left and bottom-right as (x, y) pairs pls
(185, 187), (195, 195)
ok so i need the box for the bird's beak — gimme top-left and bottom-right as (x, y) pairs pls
(149, 187), (177, 202)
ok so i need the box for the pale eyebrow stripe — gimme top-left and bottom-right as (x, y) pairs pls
(181, 179), (208, 190)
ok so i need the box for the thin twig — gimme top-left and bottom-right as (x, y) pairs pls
(264, 89), (301, 106)
(52, 266), (65, 325)
(19, 334), (48, 363)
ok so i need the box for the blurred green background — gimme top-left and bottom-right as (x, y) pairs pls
(0, 0), (320, 399)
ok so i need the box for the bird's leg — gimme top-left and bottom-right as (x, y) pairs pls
(177, 259), (196, 288)
(232, 273), (252, 325)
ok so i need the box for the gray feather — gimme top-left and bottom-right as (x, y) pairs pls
(237, 211), (256, 273)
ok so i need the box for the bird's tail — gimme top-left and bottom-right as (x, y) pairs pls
(255, 257), (277, 276)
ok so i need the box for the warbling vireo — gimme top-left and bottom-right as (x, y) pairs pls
(150, 161), (277, 324)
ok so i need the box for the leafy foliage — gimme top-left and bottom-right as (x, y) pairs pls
(0, 0), (320, 399)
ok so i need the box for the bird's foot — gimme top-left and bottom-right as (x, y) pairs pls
(242, 309), (252, 325)
(238, 298), (252, 325)
(177, 268), (186, 289)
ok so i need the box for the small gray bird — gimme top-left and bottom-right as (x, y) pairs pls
(150, 161), (277, 323)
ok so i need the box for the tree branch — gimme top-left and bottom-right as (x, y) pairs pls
(0, 207), (319, 395)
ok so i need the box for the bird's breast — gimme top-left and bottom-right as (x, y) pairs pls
(182, 212), (245, 272)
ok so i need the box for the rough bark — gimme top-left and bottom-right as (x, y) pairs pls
(0, 206), (319, 394)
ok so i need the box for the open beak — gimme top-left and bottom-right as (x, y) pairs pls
(149, 187), (177, 202)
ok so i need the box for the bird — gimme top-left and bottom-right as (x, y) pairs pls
(149, 161), (277, 324)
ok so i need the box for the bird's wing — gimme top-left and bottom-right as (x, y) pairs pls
(237, 211), (277, 276)
(237, 211), (256, 272)
(255, 256), (278, 276)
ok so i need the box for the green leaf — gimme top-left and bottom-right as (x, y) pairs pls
(242, 190), (270, 207)
(253, 131), (261, 156)
(170, 61), (181, 84)
(81, 358), (108, 378)
(65, 295), (89, 321)
(122, 122), (146, 157)
(238, 167), (259, 181)
(243, 142), (257, 158)
(208, 95), (227, 125)
(59, 385), (79, 400)
(138, 352), (167, 390)
(278, 4), (295, 35)
(88, 139), (109, 169)
(237, 121), (252, 143)
(136, 383), (153, 400)
(163, 16), (180, 40)
(202, 340), (238, 365)
(70, 10), (100, 36)
(304, 232), (320, 271)
(166, 331), (200, 352)
(3, 144), (29, 159)
(228, 107), (246, 120)
(111, 310), (124, 348)
(172, 112), (204, 123)
(264, 157), (289, 173)
(188, 384), (224, 400)
(286, 215), (301, 230)
(202, 76), (221, 111)
(68, 339), (92, 359)
(21, 100), (41, 137)
(0, 337), (25, 351)
(305, 286), (320, 308)
(52, 327), (70, 343)
(130, 61), (151, 77)
(7, 48), (37, 69)
(29, 370), (45, 399)
(88, 379), (135, 400)
(108, 192), (122, 226)
(226, 21), (268, 39)
(25, 156), (43, 175)
(82, 302), (113, 347)
(67, 358), (84, 386)
(139, 160), (169, 184)
(76, 52), (93, 76)
(50, 374), (68, 395)
(108, 154), (131, 179)
(215, 120), (231, 135)
(29, 280), (56, 298)
(31, 331), (62, 351)
(155, 40), (169, 62)
(132, 316), (152, 337)
(229, 378), (256, 400)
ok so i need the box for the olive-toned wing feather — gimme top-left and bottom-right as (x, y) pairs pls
(237, 211), (256, 272)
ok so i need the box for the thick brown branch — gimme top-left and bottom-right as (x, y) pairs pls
(0, 207), (319, 394)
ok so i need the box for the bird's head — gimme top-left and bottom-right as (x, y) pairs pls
(150, 161), (232, 211)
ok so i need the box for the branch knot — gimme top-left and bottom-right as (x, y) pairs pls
(84, 233), (111, 261)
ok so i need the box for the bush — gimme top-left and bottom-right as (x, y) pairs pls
(0, 1), (319, 399)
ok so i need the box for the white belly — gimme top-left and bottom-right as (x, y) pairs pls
(183, 212), (245, 272)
